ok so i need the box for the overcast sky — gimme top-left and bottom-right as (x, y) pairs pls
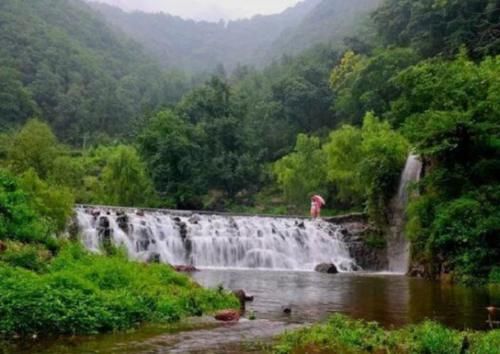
(94, 0), (303, 21)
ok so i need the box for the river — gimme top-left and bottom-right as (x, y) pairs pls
(8, 270), (500, 354)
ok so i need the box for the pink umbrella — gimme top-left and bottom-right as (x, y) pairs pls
(312, 195), (326, 206)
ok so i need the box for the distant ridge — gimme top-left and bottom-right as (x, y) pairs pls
(88, 0), (381, 72)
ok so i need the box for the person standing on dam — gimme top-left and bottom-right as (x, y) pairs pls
(310, 195), (325, 219)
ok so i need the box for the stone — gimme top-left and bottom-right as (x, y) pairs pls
(282, 305), (292, 314)
(215, 310), (240, 322)
(174, 265), (199, 272)
(233, 289), (254, 310)
(188, 214), (201, 224)
(116, 214), (129, 233)
(315, 263), (339, 274)
(295, 221), (305, 229)
(238, 290), (254, 302)
(147, 253), (161, 264)
(408, 263), (426, 278)
(136, 210), (145, 217)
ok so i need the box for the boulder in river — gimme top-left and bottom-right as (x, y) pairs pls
(147, 253), (161, 264)
(281, 305), (292, 314)
(315, 263), (339, 274)
(215, 310), (240, 322)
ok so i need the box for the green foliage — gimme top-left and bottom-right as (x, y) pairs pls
(373, 0), (500, 59)
(397, 321), (463, 354)
(6, 119), (60, 179)
(0, 170), (53, 247)
(0, 0), (191, 143)
(398, 54), (500, 281)
(90, 0), (379, 72)
(330, 48), (419, 125)
(469, 329), (500, 354)
(273, 314), (498, 354)
(100, 145), (155, 207)
(0, 241), (51, 273)
(273, 134), (327, 209)
(489, 267), (500, 284)
(0, 243), (238, 338)
(18, 169), (74, 234)
(324, 113), (408, 222)
(138, 110), (206, 208)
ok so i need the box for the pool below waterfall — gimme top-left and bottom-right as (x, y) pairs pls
(10, 270), (500, 354)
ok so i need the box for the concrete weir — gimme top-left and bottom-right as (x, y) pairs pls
(72, 205), (371, 272)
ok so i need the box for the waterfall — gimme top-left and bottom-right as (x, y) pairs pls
(387, 155), (422, 274)
(75, 208), (357, 272)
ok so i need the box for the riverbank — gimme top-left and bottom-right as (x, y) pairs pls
(0, 243), (238, 340)
(273, 314), (500, 354)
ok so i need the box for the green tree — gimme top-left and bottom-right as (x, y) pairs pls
(138, 110), (205, 208)
(0, 67), (38, 129)
(373, 0), (500, 59)
(323, 125), (364, 204)
(7, 119), (61, 179)
(323, 113), (408, 222)
(100, 145), (155, 207)
(330, 48), (419, 125)
(273, 134), (327, 208)
(19, 169), (74, 234)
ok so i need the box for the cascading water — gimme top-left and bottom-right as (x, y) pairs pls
(75, 207), (357, 272)
(387, 154), (422, 274)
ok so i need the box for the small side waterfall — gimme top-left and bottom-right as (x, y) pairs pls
(75, 208), (357, 272)
(387, 155), (422, 274)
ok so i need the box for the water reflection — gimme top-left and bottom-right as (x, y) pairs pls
(193, 270), (500, 329)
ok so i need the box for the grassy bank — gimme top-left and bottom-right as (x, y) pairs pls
(273, 314), (500, 354)
(0, 243), (238, 339)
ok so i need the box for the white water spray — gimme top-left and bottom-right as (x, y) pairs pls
(75, 208), (357, 272)
(387, 155), (422, 274)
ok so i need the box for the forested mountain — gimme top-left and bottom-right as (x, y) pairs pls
(0, 0), (191, 144)
(88, 0), (380, 72)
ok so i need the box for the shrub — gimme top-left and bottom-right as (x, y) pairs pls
(396, 321), (463, 354)
(0, 241), (51, 272)
(0, 244), (238, 338)
(0, 170), (53, 248)
(273, 315), (499, 354)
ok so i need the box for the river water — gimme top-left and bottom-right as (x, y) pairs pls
(9, 270), (500, 354)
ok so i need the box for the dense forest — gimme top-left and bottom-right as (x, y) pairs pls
(0, 0), (499, 342)
(0, 0), (194, 143)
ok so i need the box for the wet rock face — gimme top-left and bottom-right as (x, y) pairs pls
(408, 263), (426, 278)
(315, 263), (339, 274)
(97, 216), (113, 249)
(336, 219), (388, 271)
(116, 213), (129, 233)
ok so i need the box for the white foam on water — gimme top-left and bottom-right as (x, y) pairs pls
(75, 208), (357, 272)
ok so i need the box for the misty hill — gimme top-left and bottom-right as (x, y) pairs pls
(89, 0), (381, 72)
(0, 0), (189, 143)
